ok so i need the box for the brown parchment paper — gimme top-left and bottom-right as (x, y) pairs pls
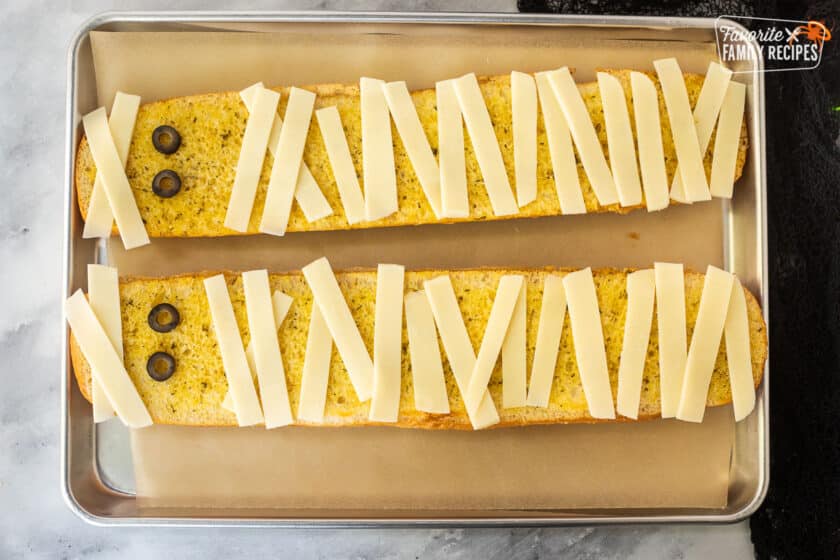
(88, 25), (735, 514)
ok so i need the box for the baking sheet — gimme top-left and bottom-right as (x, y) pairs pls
(89, 27), (737, 513)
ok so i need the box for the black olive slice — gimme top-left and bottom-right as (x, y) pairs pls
(146, 352), (176, 381)
(152, 170), (182, 198)
(148, 303), (181, 332)
(152, 125), (181, 154)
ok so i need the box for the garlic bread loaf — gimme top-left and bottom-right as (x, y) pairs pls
(69, 267), (767, 429)
(74, 71), (749, 238)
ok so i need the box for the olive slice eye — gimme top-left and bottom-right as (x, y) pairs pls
(146, 352), (176, 381)
(152, 170), (182, 198)
(148, 303), (181, 332)
(152, 125), (181, 154)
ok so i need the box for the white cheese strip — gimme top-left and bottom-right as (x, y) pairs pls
(83, 93), (141, 239)
(724, 277), (756, 421)
(464, 275), (524, 416)
(242, 270), (293, 429)
(203, 274), (264, 426)
(224, 87), (279, 232)
(672, 62), (733, 201)
(615, 269), (655, 419)
(709, 82), (747, 198)
(361, 77), (398, 221)
(548, 68), (619, 206)
(369, 264), (406, 423)
(221, 289), (293, 412)
(630, 72), (670, 212)
(677, 266), (733, 422)
(525, 275), (567, 408)
(653, 58), (711, 202)
(315, 105), (367, 225)
(65, 290), (152, 428)
(260, 87), (316, 236)
(511, 71), (537, 207)
(82, 108), (150, 250)
(501, 281), (527, 408)
(597, 73), (643, 207)
(424, 275), (499, 429)
(563, 269), (616, 419)
(87, 265), (121, 422)
(404, 291), (450, 414)
(297, 303), (333, 422)
(677, 266), (734, 422)
(302, 257), (373, 401)
(436, 79), (469, 218)
(382, 81), (443, 218)
(239, 83), (332, 223)
(535, 72), (587, 215)
(453, 73), (518, 216)
(654, 262), (688, 418)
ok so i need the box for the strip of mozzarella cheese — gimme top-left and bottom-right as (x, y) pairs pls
(709, 82), (747, 198)
(511, 71), (538, 207)
(563, 268), (616, 419)
(315, 105), (367, 224)
(501, 280), (527, 408)
(82, 107), (150, 249)
(677, 266), (733, 422)
(723, 276), (757, 421)
(369, 264), (406, 422)
(424, 275), (500, 429)
(436, 79), (469, 218)
(653, 58), (711, 202)
(464, 275), (523, 416)
(597, 73), (642, 207)
(65, 290), (152, 428)
(547, 67), (619, 206)
(83, 92), (141, 239)
(654, 262), (688, 418)
(87, 264), (121, 422)
(361, 77), (398, 221)
(297, 303), (334, 423)
(615, 269), (655, 419)
(302, 257), (373, 401)
(382, 81), (443, 218)
(260, 87), (317, 236)
(405, 290), (450, 414)
(535, 71), (586, 215)
(525, 275), (567, 407)
(629, 72), (670, 211)
(453, 73), (518, 216)
(242, 270), (294, 428)
(239, 83), (332, 222)
(671, 62), (733, 201)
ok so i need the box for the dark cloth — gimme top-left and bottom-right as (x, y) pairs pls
(519, 1), (840, 558)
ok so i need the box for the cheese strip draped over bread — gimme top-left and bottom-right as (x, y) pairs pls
(511, 71), (538, 207)
(82, 107), (150, 249)
(405, 290), (450, 414)
(598, 72), (642, 207)
(83, 93), (141, 239)
(630, 72), (670, 211)
(501, 281), (527, 408)
(361, 77), (398, 221)
(239, 83), (332, 223)
(65, 290), (152, 428)
(369, 264), (406, 422)
(224, 86), (279, 232)
(260, 87), (317, 236)
(453, 73), (518, 217)
(710, 82), (747, 198)
(87, 265), (122, 422)
(297, 303), (334, 422)
(616, 269), (655, 419)
(724, 276), (757, 421)
(436, 79), (469, 218)
(315, 105), (367, 225)
(526, 275), (567, 408)
(535, 71), (587, 215)
(654, 262), (688, 418)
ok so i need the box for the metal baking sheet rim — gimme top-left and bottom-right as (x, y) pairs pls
(61, 10), (769, 527)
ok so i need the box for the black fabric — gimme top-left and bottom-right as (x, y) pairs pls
(519, 1), (840, 558)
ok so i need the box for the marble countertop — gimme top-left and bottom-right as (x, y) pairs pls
(0, 0), (753, 557)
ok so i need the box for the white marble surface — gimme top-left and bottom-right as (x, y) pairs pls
(0, 0), (754, 557)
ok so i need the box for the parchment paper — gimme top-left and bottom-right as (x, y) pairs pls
(88, 25), (735, 515)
